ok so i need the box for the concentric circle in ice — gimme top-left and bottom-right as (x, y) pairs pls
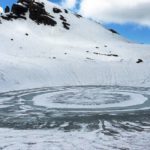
(33, 87), (148, 110)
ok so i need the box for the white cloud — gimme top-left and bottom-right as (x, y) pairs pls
(78, 0), (150, 26)
(0, 6), (3, 13)
(61, 0), (77, 9)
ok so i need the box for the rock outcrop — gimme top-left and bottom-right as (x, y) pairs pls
(0, 0), (57, 26)
(0, 0), (74, 30)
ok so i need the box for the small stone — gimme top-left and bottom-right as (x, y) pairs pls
(136, 59), (143, 64)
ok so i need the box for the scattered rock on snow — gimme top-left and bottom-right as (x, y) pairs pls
(60, 15), (67, 22)
(136, 59), (143, 64)
(64, 9), (68, 14)
(53, 7), (62, 13)
(62, 22), (70, 30)
(75, 14), (82, 18)
(109, 29), (119, 34)
(107, 54), (119, 57)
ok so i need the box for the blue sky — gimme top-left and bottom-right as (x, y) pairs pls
(1, 0), (150, 44)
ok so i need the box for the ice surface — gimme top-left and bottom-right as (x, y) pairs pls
(33, 88), (147, 109)
(0, 86), (150, 150)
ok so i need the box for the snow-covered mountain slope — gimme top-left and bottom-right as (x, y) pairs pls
(0, 0), (150, 91)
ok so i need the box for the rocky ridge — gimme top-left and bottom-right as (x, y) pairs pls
(0, 0), (71, 29)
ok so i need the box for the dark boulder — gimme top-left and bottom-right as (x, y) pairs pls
(34, 2), (45, 8)
(136, 59), (143, 64)
(29, 1), (57, 26)
(64, 9), (68, 14)
(1, 15), (12, 21)
(106, 54), (119, 57)
(39, 15), (57, 26)
(109, 29), (119, 34)
(75, 14), (82, 18)
(1, 13), (14, 21)
(1, 12), (26, 21)
(17, 0), (31, 6)
(60, 15), (67, 22)
(29, 2), (47, 21)
(11, 4), (28, 16)
(62, 22), (70, 30)
(53, 7), (62, 13)
(5, 6), (10, 13)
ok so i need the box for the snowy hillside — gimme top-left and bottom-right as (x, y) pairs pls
(0, 0), (150, 92)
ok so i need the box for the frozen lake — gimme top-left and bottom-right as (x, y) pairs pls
(0, 86), (150, 150)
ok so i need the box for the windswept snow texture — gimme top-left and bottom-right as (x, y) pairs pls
(0, 0), (150, 92)
(0, 128), (150, 150)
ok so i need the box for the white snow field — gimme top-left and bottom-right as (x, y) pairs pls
(0, 0), (150, 150)
(0, 127), (150, 150)
(0, 0), (150, 92)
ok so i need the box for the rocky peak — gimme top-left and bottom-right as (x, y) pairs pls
(0, 0), (70, 28)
